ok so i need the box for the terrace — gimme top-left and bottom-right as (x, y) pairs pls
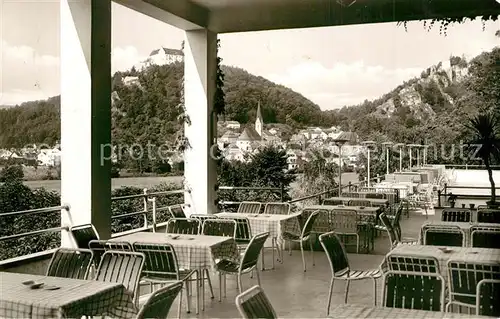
(1, 0), (500, 318)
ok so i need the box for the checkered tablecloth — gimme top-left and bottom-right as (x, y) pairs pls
(422, 222), (500, 246)
(304, 205), (379, 229)
(387, 244), (500, 283)
(114, 232), (240, 270)
(216, 212), (302, 240)
(0, 272), (136, 318)
(328, 304), (486, 318)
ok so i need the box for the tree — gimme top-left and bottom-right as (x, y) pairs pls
(0, 165), (24, 183)
(214, 39), (226, 119)
(465, 113), (500, 208)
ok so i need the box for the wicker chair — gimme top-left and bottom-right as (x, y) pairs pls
(166, 218), (201, 235)
(476, 279), (500, 317)
(235, 285), (277, 319)
(135, 281), (184, 319)
(447, 260), (500, 313)
(215, 232), (269, 301)
(382, 270), (445, 311)
(319, 232), (381, 315)
(263, 202), (291, 215)
(46, 248), (93, 280)
(422, 225), (465, 246)
(95, 251), (145, 307)
(168, 205), (187, 219)
(132, 243), (198, 316)
(69, 223), (99, 249)
(238, 202), (262, 215)
(281, 210), (319, 272)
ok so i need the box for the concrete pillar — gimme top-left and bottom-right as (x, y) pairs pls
(183, 30), (218, 215)
(60, 0), (112, 245)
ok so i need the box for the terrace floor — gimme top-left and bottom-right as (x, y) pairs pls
(169, 209), (438, 318)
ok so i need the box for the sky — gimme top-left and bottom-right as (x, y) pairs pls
(0, 1), (499, 110)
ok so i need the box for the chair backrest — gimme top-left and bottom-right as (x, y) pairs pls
(168, 205), (186, 219)
(448, 260), (500, 307)
(324, 199), (344, 205)
(477, 205), (488, 210)
(422, 225), (464, 246)
(202, 219), (237, 237)
(318, 232), (350, 276)
(471, 230), (500, 248)
(347, 199), (371, 207)
(70, 224), (99, 248)
(441, 208), (472, 222)
(135, 281), (183, 319)
(379, 213), (398, 249)
(219, 216), (252, 242)
(302, 210), (320, 238)
(476, 279), (500, 317)
(89, 240), (133, 266)
(365, 193), (385, 199)
(240, 232), (269, 271)
(392, 204), (404, 241)
(46, 248), (93, 280)
(342, 192), (359, 198)
(328, 210), (358, 234)
(238, 202), (262, 214)
(132, 242), (179, 280)
(382, 270), (445, 311)
(166, 218), (200, 235)
(477, 209), (500, 223)
(190, 214), (218, 224)
(235, 285), (277, 319)
(263, 202), (291, 215)
(386, 255), (439, 273)
(95, 251), (145, 305)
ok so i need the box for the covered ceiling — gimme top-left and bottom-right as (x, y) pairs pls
(114, 0), (500, 33)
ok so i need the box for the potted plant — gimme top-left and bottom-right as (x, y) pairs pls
(466, 113), (500, 209)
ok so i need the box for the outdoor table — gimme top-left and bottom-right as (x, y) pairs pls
(323, 196), (389, 207)
(422, 222), (500, 246)
(304, 205), (380, 225)
(328, 304), (492, 318)
(215, 212), (302, 270)
(387, 244), (500, 283)
(112, 232), (240, 314)
(0, 272), (136, 319)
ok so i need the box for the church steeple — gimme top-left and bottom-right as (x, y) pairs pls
(255, 101), (263, 137)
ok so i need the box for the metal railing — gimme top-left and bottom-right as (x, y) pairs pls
(436, 183), (500, 207)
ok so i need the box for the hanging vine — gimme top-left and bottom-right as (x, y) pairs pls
(213, 39), (226, 119)
(176, 40), (191, 152)
(398, 14), (498, 36)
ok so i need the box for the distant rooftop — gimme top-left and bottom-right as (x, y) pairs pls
(149, 47), (184, 57)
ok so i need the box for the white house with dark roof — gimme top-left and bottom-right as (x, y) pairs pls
(135, 47), (184, 70)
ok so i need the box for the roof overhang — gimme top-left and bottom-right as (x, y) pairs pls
(113, 0), (500, 33)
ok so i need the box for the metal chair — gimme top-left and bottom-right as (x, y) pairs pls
(235, 285), (277, 319)
(476, 279), (500, 317)
(477, 209), (500, 223)
(95, 251), (145, 307)
(386, 255), (439, 273)
(69, 223), (99, 248)
(215, 232), (269, 301)
(323, 198), (344, 205)
(190, 214), (218, 224)
(422, 225), (465, 247)
(201, 219), (237, 238)
(132, 242), (197, 317)
(378, 213), (399, 249)
(329, 209), (360, 253)
(365, 193), (385, 199)
(447, 260), (500, 313)
(281, 210), (319, 272)
(441, 208), (472, 222)
(382, 270), (445, 311)
(219, 216), (252, 248)
(263, 202), (291, 215)
(168, 204), (187, 219)
(471, 229), (500, 248)
(46, 248), (93, 280)
(347, 199), (371, 207)
(319, 232), (380, 315)
(88, 240), (133, 267)
(166, 218), (201, 235)
(238, 202), (262, 214)
(135, 281), (184, 319)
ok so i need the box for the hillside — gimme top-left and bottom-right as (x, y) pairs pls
(0, 63), (331, 149)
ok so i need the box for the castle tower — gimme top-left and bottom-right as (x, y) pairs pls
(255, 101), (263, 137)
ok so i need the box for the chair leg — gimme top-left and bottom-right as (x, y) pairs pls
(300, 240), (306, 272)
(223, 274), (227, 298)
(356, 235), (359, 254)
(218, 273), (222, 302)
(372, 278), (377, 306)
(326, 278), (335, 316)
(344, 280), (350, 304)
(288, 241), (292, 256)
(177, 288), (183, 319)
(238, 273), (243, 294)
(204, 269), (215, 299)
(310, 238), (315, 267)
(255, 267), (261, 286)
(184, 280), (191, 314)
